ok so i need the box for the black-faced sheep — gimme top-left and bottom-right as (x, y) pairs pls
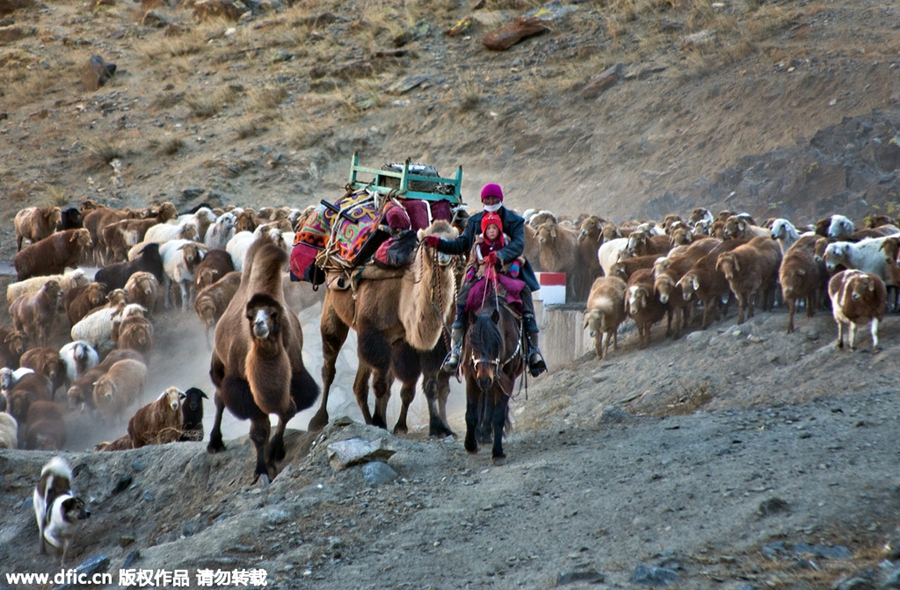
(179, 387), (208, 442)
(56, 208), (82, 232)
(94, 242), (165, 293)
(828, 269), (886, 351)
(13, 229), (92, 281)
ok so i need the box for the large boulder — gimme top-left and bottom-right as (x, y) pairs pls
(81, 55), (117, 92)
(482, 17), (549, 51)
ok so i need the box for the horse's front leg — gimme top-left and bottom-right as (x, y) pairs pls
(464, 383), (479, 454)
(491, 392), (509, 465)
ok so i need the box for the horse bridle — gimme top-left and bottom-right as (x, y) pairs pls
(470, 331), (521, 371)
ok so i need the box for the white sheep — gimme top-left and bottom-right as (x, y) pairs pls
(177, 207), (217, 242)
(70, 302), (138, 357)
(827, 215), (855, 240)
(226, 226), (286, 271)
(59, 341), (100, 389)
(6, 268), (90, 305)
(143, 218), (199, 245)
(0, 412), (17, 449)
(1, 367), (34, 397)
(205, 211), (237, 250)
(769, 218), (808, 254)
(824, 236), (900, 286)
(598, 237), (630, 277)
(159, 239), (207, 311)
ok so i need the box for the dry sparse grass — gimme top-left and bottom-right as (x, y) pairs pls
(280, 107), (334, 149)
(147, 136), (184, 156)
(233, 115), (271, 140)
(248, 84), (288, 111)
(455, 76), (483, 113)
(1, 69), (57, 109)
(39, 184), (69, 207)
(629, 379), (715, 416)
(135, 35), (204, 62)
(85, 139), (125, 170)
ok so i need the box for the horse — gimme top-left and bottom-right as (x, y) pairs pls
(461, 274), (524, 465)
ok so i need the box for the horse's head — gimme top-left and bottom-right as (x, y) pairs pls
(468, 308), (502, 391)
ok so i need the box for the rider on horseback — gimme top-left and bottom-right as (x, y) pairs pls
(423, 183), (547, 377)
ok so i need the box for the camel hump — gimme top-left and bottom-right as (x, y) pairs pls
(419, 219), (458, 239)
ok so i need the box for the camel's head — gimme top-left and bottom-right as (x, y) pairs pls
(246, 293), (283, 341)
(418, 220), (459, 266)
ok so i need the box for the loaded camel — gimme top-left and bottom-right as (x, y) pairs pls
(308, 220), (459, 434)
(207, 235), (319, 485)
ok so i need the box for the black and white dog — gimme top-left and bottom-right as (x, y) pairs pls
(33, 457), (90, 565)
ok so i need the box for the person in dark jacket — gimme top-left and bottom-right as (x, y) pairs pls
(423, 183), (546, 377)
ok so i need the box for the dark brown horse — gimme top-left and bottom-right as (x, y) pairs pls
(461, 281), (524, 464)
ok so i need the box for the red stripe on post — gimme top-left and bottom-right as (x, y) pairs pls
(538, 272), (566, 286)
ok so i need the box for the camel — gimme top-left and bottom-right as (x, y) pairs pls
(207, 234), (319, 485)
(536, 220), (587, 302)
(308, 220), (459, 433)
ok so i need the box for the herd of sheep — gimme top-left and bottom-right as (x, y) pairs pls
(0, 200), (321, 455)
(1, 199), (897, 458)
(528, 208), (896, 359)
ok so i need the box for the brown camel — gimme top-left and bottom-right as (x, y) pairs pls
(309, 220), (459, 432)
(207, 235), (319, 485)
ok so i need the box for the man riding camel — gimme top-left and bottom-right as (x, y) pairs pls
(423, 182), (547, 377)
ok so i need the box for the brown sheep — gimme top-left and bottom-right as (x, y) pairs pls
(95, 434), (133, 452)
(234, 208), (258, 233)
(7, 372), (54, 425)
(578, 216), (604, 285)
(0, 327), (27, 369)
(13, 229), (92, 281)
(715, 236), (783, 325)
(24, 400), (66, 450)
(608, 254), (660, 283)
(124, 271), (161, 315)
(194, 271), (242, 341)
(101, 202), (177, 263)
(676, 239), (749, 330)
(15, 206), (61, 252)
(82, 206), (143, 265)
(829, 270), (886, 351)
(625, 268), (671, 349)
(63, 282), (108, 327)
(780, 235), (828, 333)
(128, 386), (185, 448)
(537, 221), (586, 302)
(625, 229), (671, 258)
(92, 358), (148, 424)
(193, 249), (236, 292)
(583, 276), (628, 360)
(19, 347), (66, 399)
(65, 349), (144, 410)
(113, 315), (154, 359)
(723, 214), (770, 240)
(10, 279), (62, 348)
